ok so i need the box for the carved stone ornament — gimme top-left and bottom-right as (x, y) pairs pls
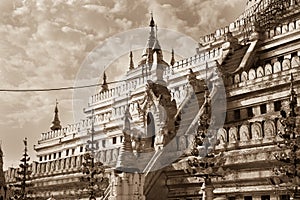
(137, 80), (178, 148)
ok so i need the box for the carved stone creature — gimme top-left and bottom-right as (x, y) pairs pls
(188, 69), (206, 105)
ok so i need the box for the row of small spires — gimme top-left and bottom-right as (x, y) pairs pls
(129, 48), (176, 70)
(50, 14), (174, 131)
(100, 48), (176, 92)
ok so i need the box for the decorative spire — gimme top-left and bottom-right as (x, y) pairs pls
(170, 49), (175, 66)
(150, 11), (155, 27)
(50, 100), (62, 131)
(101, 72), (109, 92)
(147, 13), (156, 48)
(153, 25), (161, 50)
(139, 13), (156, 66)
(129, 51), (134, 70)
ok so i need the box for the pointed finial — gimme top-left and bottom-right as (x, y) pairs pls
(103, 72), (107, 83)
(129, 51), (134, 70)
(23, 137), (27, 146)
(170, 49), (175, 66)
(50, 100), (62, 131)
(150, 11), (155, 27)
(101, 72), (109, 92)
(55, 99), (58, 112)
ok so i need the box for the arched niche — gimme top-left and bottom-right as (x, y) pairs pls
(240, 124), (250, 141)
(256, 66), (264, 78)
(289, 21), (295, 31)
(282, 59), (291, 71)
(251, 122), (262, 139)
(264, 120), (276, 138)
(265, 64), (273, 75)
(217, 128), (227, 144)
(291, 56), (300, 68)
(229, 127), (238, 143)
(273, 62), (281, 73)
(248, 69), (256, 80)
(241, 71), (248, 82)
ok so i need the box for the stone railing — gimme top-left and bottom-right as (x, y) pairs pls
(89, 76), (147, 105)
(166, 48), (221, 76)
(40, 111), (112, 141)
(5, 148), (121, 179)
(200, 0), (300, 45)
(31, 155), (84, 177)
(227, 55), (300, 85)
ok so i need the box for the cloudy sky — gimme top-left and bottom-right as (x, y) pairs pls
(0, 0), (247, 169)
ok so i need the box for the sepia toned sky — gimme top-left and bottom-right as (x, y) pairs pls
(0, 0), (247, 169)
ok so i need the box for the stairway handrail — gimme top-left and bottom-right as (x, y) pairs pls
(174, 84), (194, 120)
(99, 183), (111, 200)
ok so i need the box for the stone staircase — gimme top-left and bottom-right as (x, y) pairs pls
(175, 94), (201, 136)
(141, 93), (200, 174)
(144, 168), (203, 200)
(142, 149), (163, 176)
(144, 93), (206, 199)
(165, 169), (202, 199)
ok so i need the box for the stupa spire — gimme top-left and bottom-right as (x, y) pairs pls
(101, 72), (109, 92)
(50, 100), (62, 131)
(153, 25), (161, 51)
(150, 11), (155, 27)
(129, 51), (134, 70)
(170, 49), (175, 66)
(139, 12), (156, 65)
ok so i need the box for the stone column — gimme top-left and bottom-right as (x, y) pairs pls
(201, 178), (214, 200)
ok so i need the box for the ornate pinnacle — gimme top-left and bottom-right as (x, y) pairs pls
(129, 51), (134, 70)
(50, 100), (62, 131)
(170, 49), (175, 66)
(150, 12), (155, 27)
(101, 72), (109, 92)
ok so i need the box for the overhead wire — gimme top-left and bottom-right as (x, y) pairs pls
(0, 79), (127, 92)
